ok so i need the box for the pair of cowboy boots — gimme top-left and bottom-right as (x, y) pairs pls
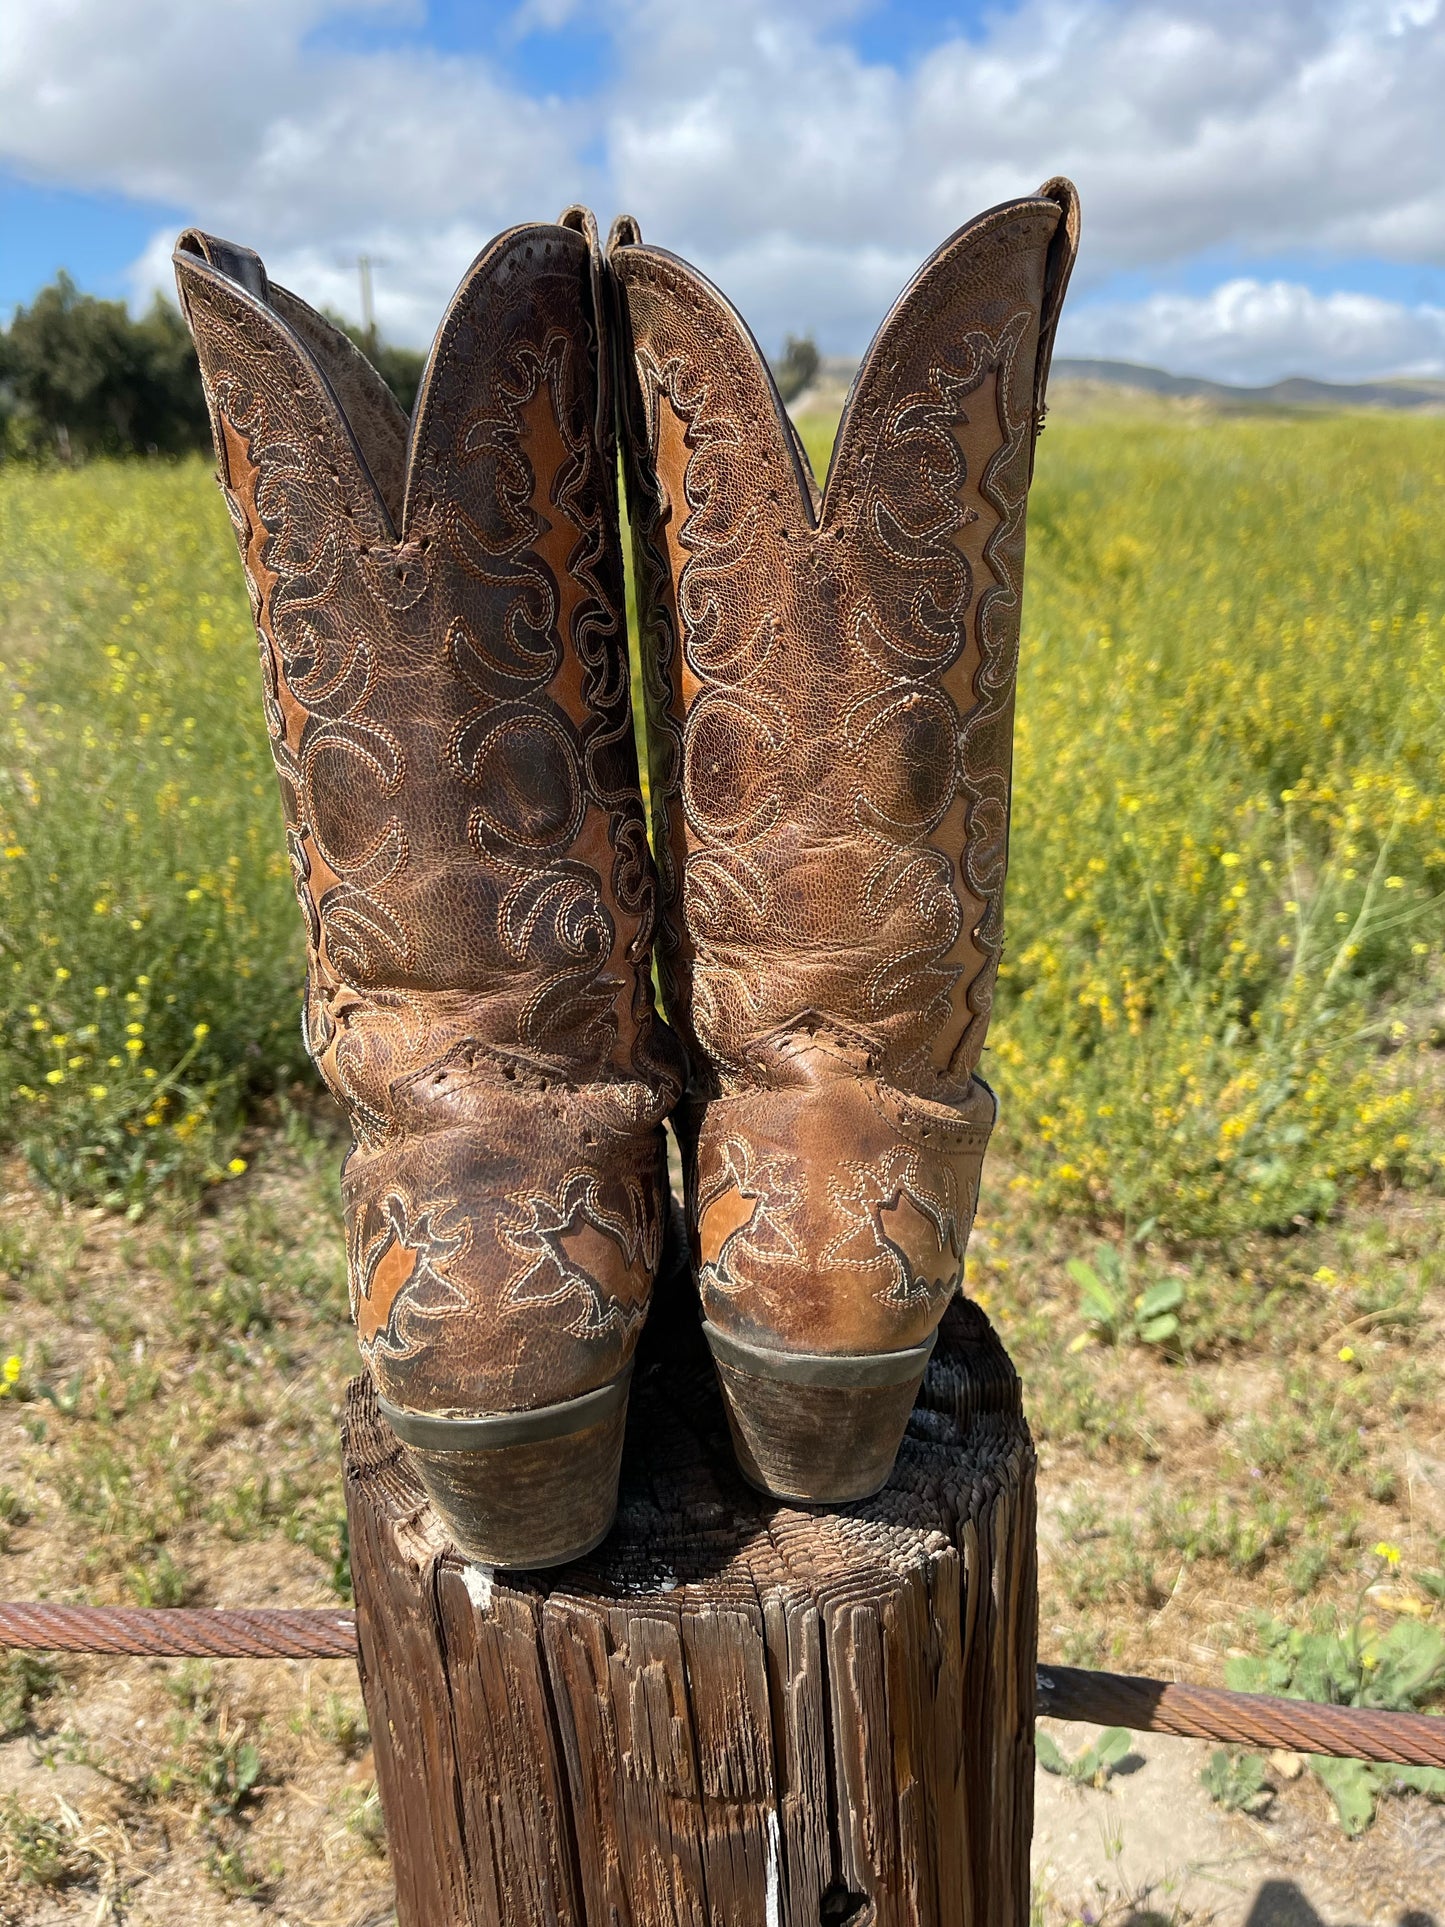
(176, 182), (1078, 1568)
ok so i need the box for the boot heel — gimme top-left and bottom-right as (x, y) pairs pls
(702, 1324), (936, 1504)
(377, 1364), (632, 1569)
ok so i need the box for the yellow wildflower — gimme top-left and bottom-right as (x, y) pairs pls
(1373, 1542), (1401, 1566)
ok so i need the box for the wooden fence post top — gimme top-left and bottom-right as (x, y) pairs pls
(344, 1293), (1037, 1927)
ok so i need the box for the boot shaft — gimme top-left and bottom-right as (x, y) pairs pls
(175, 216), (670, 1111)
(610, 182), (1079, 1102)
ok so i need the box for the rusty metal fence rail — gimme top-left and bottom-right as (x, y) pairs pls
(0, 1602), (357, 1661)
(1035, 1662), (1445, 1769)
(3, 1600), (1443, 1770)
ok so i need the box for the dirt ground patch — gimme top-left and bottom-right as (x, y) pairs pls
(1033, 1719), (1444, 1925)
(0, 1123), (1441, 1923)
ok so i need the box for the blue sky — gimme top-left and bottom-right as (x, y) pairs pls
(3, 0), (1443, 384)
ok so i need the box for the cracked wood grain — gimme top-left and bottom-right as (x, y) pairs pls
(344, 1292), (1036, 1927)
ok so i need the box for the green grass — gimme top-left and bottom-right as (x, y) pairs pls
(806, 411), (1445, 1238)
(0, 459), (306, 1209)
(0, 416), (1440, 1906)
(2, 418), (1443, 1235)
(1224, 1598), (1445, 1834)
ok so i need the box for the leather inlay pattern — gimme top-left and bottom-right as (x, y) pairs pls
(177, 220), (681, 1416)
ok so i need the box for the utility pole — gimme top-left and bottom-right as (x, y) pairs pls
(358, 254), (375, 348)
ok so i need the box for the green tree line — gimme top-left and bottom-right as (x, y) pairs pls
(1, 267), (814, 462)
(1, 273), (424, 462)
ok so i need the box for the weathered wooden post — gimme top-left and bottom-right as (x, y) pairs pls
(343, 1288), (1037, 1927)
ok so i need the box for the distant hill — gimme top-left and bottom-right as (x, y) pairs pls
(1047, 359), (1445, 412)
(787, 354), (1445, 418)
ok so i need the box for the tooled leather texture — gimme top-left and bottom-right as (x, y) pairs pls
(175, 217), (681, 1418)
(611, 181), (1079, 1359)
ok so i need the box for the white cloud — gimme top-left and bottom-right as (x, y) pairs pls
(0, 0), (591, 294)
(1061, 280), (1445, 385)
(2, 0), (1444, 378)
(510, 0), (589, 32)
(605, 0), (1445, 277)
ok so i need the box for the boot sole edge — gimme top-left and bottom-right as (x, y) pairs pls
(702, 1322), (936, 1503)
(376, 1363), (633, 1569)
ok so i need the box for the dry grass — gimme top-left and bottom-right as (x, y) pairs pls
(0, 1107), (393, 1925)
(0, 1113), (1440, 1918)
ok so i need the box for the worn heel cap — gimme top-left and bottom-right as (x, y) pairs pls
(702, 1323), (935, 1504)
(377, 1366), (632, 1569)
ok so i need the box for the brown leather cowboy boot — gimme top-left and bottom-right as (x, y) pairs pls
(609, 181), (1079, 1502)
(175, 209), (680, 1566)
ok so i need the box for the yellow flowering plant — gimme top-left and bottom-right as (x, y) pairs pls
(0, 460), (309, 1206)
(2, 416), (1443, 1228)
(810, 412), (1444, 1239)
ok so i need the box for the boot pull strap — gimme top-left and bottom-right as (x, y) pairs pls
(557, 205), (612, 458)
(1029, 177), (1080, 479)
(175, 230), (271, 308)
(557, 203), (599, 248)
(607, 214), (642, 250)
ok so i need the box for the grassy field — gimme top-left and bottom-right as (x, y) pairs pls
(809, 410), (1442, 1240)
(0, 411), (1441, 1922)
(0, 462), (304, 1212)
